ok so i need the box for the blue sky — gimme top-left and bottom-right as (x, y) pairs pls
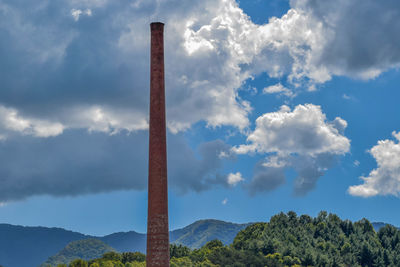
(1, 0), (400, 236)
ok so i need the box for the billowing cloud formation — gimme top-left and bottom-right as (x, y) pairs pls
(0, 132), (233, 202)
(0, 0), (254, 136)
(255, 0), (400, 86)
(349, 131), (400, 197)
(1, 0), (400, 138)
(234, 104), (350, 195)
(234, 104), (349, 156)
(0, 0), (398, 200)
(292, 0), (400, 80)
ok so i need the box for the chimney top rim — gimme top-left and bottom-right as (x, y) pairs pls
(151, 22), (164, 25)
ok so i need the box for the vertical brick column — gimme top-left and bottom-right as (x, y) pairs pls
(146, 22), (170, 267)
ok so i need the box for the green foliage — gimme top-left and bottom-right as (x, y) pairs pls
(121, 252), (145, 263)
(98, 261), (113, 267)
(170, 256), (194, 267)
(232, 211), (400, 266)
(58, 211), (400, 267)
(170, 244), (191, 259)
(101, 252), (122, 262)
(87, 251), (145, 267)
(124, 262), (146, 267)
(69, 259), (88, 267)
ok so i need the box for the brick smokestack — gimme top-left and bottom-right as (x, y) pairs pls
(146, 22), (170, 267)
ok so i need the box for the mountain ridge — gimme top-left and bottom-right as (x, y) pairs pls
(1, 220), (397, 267)
(0, 219), (249, 267)
(41, 239), (115, 267)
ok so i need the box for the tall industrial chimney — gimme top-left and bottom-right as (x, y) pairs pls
(146, 22), (170, 267)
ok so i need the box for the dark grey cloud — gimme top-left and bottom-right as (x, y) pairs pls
(246, 153), (337, 196)
(291, 154), (335, 196)
(291, 0), (400, 79)
(0, 0), (147, 113)
(247, 160), (286, 195)
(168, 139), (235, 194)
(0, 130), (148, 202)
(0, 130), (232, 202)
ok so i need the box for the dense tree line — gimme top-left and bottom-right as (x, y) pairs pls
(232, 211), (400, 266)
(52, 211), (400, 267)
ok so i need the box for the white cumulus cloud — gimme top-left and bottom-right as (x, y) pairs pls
(234, 104), (350, 156)
(234, 104), (350, 195)
(349, 131), (400, 197)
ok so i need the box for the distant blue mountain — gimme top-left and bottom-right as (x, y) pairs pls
(0, 219), (249, 267)
(0, 223), (90, 267)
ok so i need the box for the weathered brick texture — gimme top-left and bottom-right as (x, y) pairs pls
(146, 22), (170, 267)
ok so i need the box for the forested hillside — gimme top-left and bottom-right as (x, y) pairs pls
(56, 211), (400, 267)
(42, 239), (115, 267)
(0, 219), (248, 267)
(232, 211), (400, 266)
(170, 219), (251, 249)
